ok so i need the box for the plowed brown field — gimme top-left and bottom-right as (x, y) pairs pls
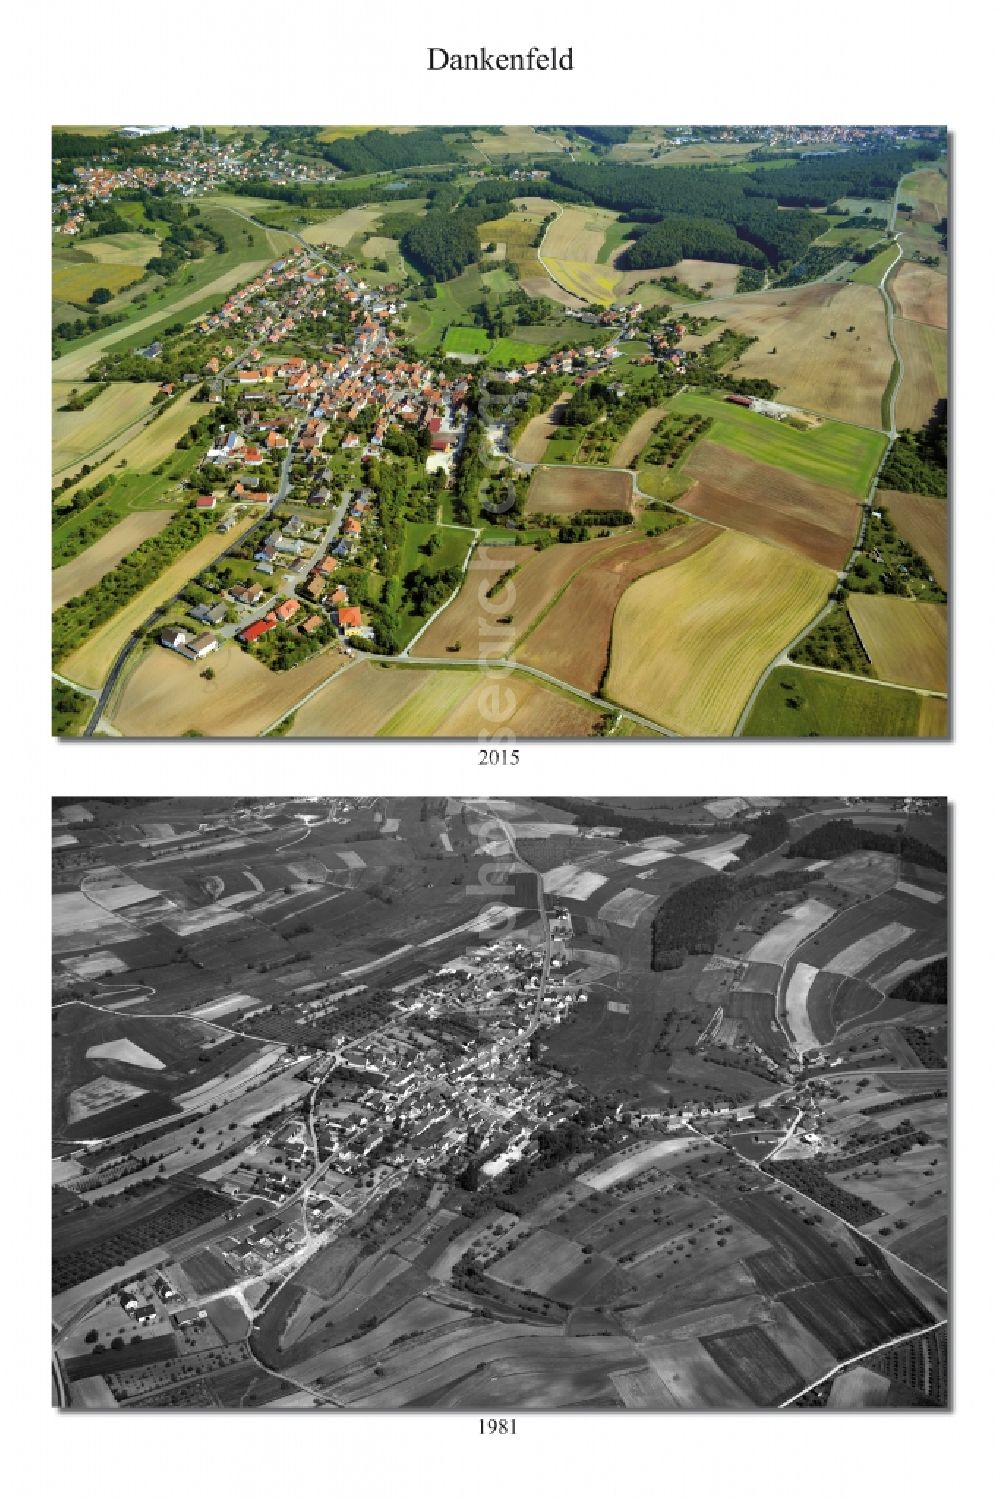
(416, 535), (636, 660)
(528, 465), (633, 515)
(517, 521), (719, 692)
(681, 441), (859, 568)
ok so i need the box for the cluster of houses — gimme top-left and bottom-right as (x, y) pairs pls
(53, 132), (338, 232)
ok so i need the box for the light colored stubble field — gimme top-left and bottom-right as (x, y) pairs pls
(285, 660), (602, 737)
(53, 389), (201, 504)
(110, 641), (347, 737)
(605, 529), (835, 736)
(892, 317), (947, 430)
(892, 263), (946, 329)
(52, 382), (158, 476)
(680, 283), (893, 429)
(847, 595), (948, 694)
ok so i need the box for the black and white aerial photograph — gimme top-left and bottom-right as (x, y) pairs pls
(51, 795), (949, 1411)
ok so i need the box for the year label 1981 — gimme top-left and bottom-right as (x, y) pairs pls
(479, 1418), (516, 1435)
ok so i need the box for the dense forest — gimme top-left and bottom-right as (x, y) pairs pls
(650, 869), (814, 969)
(619, 216), (768, 271)
(547, 160), (826, 267)
(318, 128), (457, 174)
(742, 146), (934, 206)
(735, 809), (790, 863)
(879, 401), (948, 497)
(786, 818), (947, 872)
(889, 956), (947, 1005)
(548, 148), (934, 270)
(571, 126), (633, 147)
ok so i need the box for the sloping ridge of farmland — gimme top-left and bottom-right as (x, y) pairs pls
(516, 521), (719, 695)
(679, 441), (860, 570)
(604, 529), (835, 736)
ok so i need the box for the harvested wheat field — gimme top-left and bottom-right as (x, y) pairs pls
(110, 642), (346, 737)
(517, 522), (718, 693)
(53, 510), (176, 611)
(892, 318), (947, 430)
(528, 466), (633, 516)
(418, 536), (634, 659)
(892, 263), (947, 329)
(847, 595), (948, 694)
(681, 441), (860, 569)
(666, 259), (742, 297)
(54, 389), (201, 506)
(880, 490), (947, 582)
(680, 283), (892, 428)
(300, 208), (381, 245)
(515, 394), (571, 463)
(605, 529), (834, 736)
(287, 661), (602, 737)
(52, 382), (158, 476)
(611, 407), (667, 469)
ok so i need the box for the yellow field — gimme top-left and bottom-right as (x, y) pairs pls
(109, 639), (347, 737)
(605, 530), (835, 735)
(539, 206), (626, 306)
(61, 515), (259, 690)
(316, 126), (376, 142)
(51, 261), (271, 381)
(54, 389), (200, 501)
(286, 661), (602, 738)
(52, 382), (158, 475)
(300, 208), (382, 246)
(847, 595), (948, 694)
(53, 510), (176, 611)
(52, 261), (146, 302)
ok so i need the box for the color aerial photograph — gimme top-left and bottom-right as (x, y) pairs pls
(52, 795), (949, 1410)
(51, 126), (949, 739)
